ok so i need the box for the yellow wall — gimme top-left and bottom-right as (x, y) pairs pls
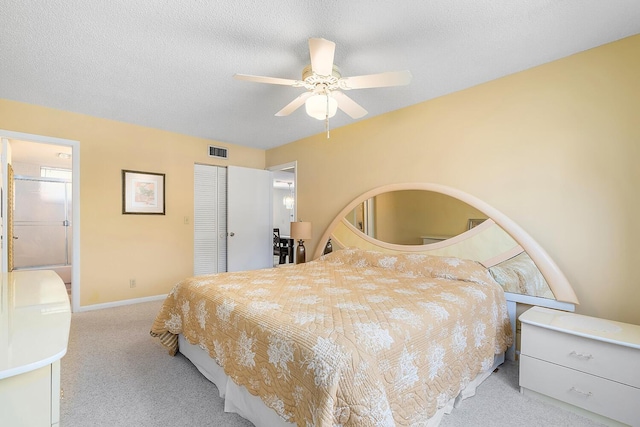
(267, 35), (640, 325)
(0, 100), (265, 306)
(1, 35), (638, 324)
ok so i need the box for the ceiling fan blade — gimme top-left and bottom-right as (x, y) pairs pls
(331, 91), (368, 119)
(234, 74), (299, 86)
(275, 92), (313, 116)
(309, 38), (335, 76)
(340, 70), (412, 89)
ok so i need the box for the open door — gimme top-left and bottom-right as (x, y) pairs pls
(1, 138), (12, 273)
(227, 166), (273, 272)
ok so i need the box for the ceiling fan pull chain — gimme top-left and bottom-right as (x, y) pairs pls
(325, 95), (331, 138)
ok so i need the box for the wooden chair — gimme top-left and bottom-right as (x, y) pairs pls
(273, 228), (287, 264)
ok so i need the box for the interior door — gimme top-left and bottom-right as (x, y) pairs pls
(194, 164), (227, 275)
(1, 138), (12, 273)
(227, 166), (273, 272)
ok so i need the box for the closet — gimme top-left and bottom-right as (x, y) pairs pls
(194, 164), (227, 275)
(194, 164), (272, 275)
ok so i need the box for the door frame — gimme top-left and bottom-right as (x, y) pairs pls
(0, 129), (80, 312)
(268, 161), (297, 262)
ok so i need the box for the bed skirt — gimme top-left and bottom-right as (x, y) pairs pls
(178, 334), (504, 427)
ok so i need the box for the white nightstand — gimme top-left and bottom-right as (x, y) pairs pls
(519, 306), (640, 427)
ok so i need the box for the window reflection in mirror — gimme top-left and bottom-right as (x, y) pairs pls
(347, 190), (488, 245)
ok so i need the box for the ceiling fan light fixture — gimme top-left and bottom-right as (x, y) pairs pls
(235, 38), (410, 123)
(305, 94), (338, 120)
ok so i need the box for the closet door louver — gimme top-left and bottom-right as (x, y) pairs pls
(216, 166), (227, 272)
(194, 164), (227, 275)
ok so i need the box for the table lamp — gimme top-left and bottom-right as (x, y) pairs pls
(290, 221), (312, 264)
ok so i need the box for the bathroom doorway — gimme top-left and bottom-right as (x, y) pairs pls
(9, 139), (74, 298)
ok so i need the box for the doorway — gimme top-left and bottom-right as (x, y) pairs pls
(1, 131), (80, 311)
(269, 161), (296, 265)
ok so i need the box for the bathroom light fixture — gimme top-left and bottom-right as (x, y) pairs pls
(57, 152), (72, 159)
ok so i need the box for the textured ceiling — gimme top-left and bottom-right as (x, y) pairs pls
(1, 1), (639, 150)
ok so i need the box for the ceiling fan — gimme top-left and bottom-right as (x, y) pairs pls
(234, 38), (412, 121)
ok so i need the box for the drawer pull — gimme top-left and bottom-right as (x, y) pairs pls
(569, 350), (593, 360)
(569, 386), (592, 398)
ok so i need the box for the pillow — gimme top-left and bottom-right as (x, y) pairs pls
(489, 252), (553, 298)
(319, 248), (496, 286)
(394, 252), (497, 286)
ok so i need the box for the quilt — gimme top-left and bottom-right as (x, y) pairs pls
(151, 248), (512, 426)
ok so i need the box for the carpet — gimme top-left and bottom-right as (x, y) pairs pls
(60, 300), (605, 426)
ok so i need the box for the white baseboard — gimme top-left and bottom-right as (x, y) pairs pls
(75, 294), (167, 312)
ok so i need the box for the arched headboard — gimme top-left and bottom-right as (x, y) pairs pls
(314, 182), (578, 305)
(314, 183), (578, 360)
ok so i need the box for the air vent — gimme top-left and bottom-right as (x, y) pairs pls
(208, 145), (228, 159)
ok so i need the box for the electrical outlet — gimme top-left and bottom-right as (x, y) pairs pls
(129, 279), (136, 288)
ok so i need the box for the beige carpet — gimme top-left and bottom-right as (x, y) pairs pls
(60, 300), (605, 426)
(61, 300), (252, 426)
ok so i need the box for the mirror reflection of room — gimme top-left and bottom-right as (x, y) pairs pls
(347, 190), (488, 245)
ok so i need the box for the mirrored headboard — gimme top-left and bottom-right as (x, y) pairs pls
(313, 183), (579, 307)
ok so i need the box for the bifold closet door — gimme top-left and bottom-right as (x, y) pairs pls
(194, 164), (227, 275)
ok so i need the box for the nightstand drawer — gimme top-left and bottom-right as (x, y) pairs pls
(520, 355), (640, 426)
(521, 322), (640, 388)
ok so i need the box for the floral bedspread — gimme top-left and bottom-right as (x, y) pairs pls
(151, 248), (512, 426)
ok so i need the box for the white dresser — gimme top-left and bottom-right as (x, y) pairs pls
(0, 270), (71, 427)
(519, 306), (640, 427)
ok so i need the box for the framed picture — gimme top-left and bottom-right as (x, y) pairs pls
(467, 218), (486, 230)
(122, 170), (165, 215)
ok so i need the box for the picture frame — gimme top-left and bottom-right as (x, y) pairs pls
(467, 218), (486, 230)
(122, 170), (165, 215)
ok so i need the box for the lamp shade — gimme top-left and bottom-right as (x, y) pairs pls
(305, 95), (338, 120)
(290, 221), (312, 240)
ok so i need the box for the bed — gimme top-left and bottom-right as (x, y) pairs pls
(151, 182), (579, 426)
